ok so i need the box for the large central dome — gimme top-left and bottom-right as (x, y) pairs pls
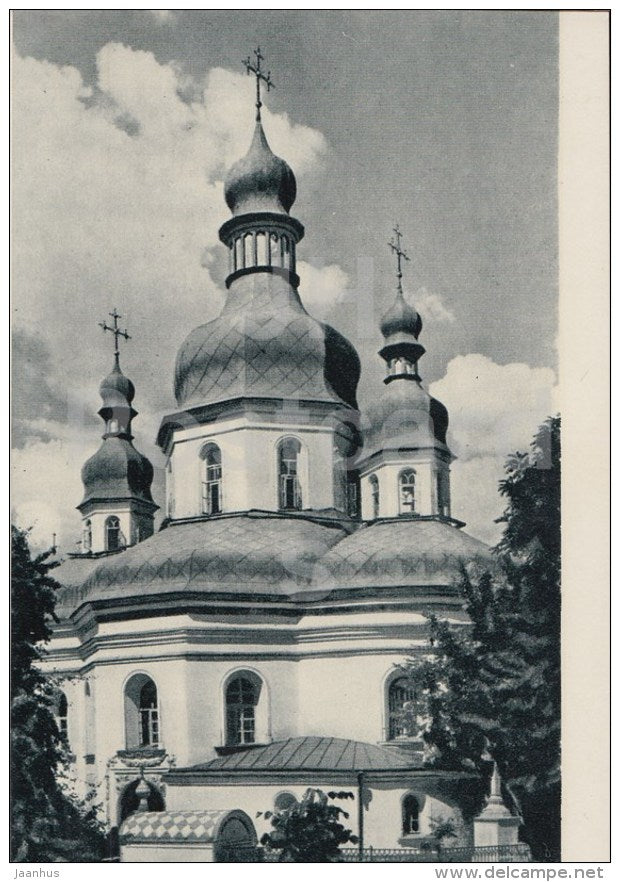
(174, 113), (360, 411)
(174, 273), (360, 409)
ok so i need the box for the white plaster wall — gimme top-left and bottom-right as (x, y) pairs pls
(121, 842), (215, 862)
(183, 658), (299, 766)
(360, 458), (445, 519)
(169, 417), (341, 518)
(83, 659), (191, 787)
(84, 507), (132, 553)
(297, 653), (410, 744)
(165, 780), (469, 850)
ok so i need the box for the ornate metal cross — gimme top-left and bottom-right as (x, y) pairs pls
(99, 308), (131, 365)
(389, 225), (410, 294)
(243, 46), (274, 121)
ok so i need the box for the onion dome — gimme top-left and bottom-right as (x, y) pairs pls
(80, 437), (155, 505)
(224, 120), (297, 216)
(99, 361), (135, 409)
(379, 289), (425, 368)
(363, 374), (449, 458)
(173, 272), (360, 410)
(79, 355), (155, 508)
(380, 289), (423, 341)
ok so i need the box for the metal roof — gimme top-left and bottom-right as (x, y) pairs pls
(318, 519), (492, 590)
(188, 736), (424, 773)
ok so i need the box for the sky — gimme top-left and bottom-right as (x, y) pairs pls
(11, 10), (559, 551)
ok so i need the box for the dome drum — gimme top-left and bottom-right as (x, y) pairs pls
(220, 213), (305, 289)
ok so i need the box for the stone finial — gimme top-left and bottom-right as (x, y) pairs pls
(135, 770), (151, 813)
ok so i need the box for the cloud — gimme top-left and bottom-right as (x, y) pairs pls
(414, 286), (455, 323)
(11, 42), (332, 552)
(12, 43), (329, 412)
(430, 353), (558, 544)
(297, 262), (350, 320)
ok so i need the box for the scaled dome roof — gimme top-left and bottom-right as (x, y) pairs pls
(224, 121), (297, 216)
(174, 274), (360, 410)
(54, 513), (491, 619)
(318, 519), (493, 591)
(80, 437), (155, 505)
(363, 376), (449, 456)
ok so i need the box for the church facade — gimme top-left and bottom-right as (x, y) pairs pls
(43, 58), (501, 856)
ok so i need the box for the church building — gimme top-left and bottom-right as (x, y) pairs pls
(43, 51), (510, 859)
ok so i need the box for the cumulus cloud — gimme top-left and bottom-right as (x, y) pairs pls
(12, 43), (328, 409)
(414, 286), (455, 323)
(297, 262), (350, 320)
(11, 42), (330, 551)
(430, 354), (558, 544)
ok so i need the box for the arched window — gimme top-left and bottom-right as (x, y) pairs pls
(57, 691), (68, 740)
(347, 477), (359, 518)
(388, 676), (417, 740)
(124, 674), (160, 749)
(201, 443), (222, 515)
(369, 474), (380, 519)
(437, 470), (450, 518)
(226, 676), (259, 746)
(274, 792), (297, 812)
(139, 680), (159, 747)
(105, 516), (121, 551)
(83, 520), (92, 553)
(402, 794), (421, 835)
(278, 438), (302, 511)
(399, 470), (416, 515)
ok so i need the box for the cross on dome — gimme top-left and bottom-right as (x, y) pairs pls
(388, 225), (410, 295)
(243, 46), (274, 121)
(99, 308), (131, 367)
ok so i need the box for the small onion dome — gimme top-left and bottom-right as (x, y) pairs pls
(363, 378), (450, 457)
(380, 290), (423, 341)
(80, 437), (155, 505)
(99, 362), (135, 409)
(224, 120), (297, 216)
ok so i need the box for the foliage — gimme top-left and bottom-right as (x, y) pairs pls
(399, 417), (561, 861)
(11, 525), (106, 862)
(258, 788), (358, 862)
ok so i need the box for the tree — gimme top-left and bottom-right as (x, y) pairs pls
(11, 525), (106, 862)
(259, 788), (358, 862)
(399, 417), (561, 861)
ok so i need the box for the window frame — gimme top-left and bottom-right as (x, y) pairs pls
(401, 793), (424, 836)
(105, 515), (122, 551)
(225, 675), (259, 746)
(124, 673), (161, 750)
(277, 437), (303, 512)
(57, 690), (68, 740)
(200, 442), (223, 516)
(398, 469), (416, 515)
(369, 473), (380, 519)
(387, 675), (418, 741)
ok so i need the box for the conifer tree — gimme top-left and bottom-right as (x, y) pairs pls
(400, 417), (561, 860)
(11, 525), (105, 862)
